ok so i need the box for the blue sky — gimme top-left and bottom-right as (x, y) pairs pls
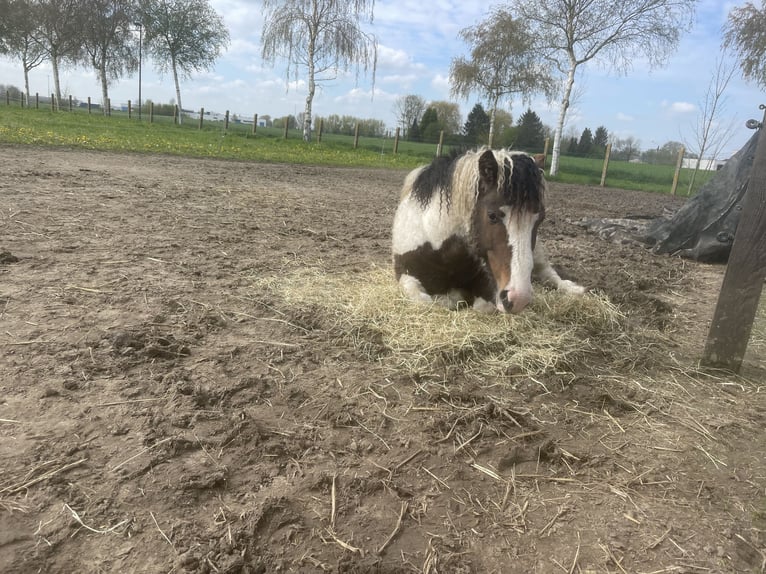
(1, 0), (763, 158)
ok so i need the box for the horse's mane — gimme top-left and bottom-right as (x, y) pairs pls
(409, 148), (544, 220)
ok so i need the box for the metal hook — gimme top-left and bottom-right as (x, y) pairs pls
(747, 105), (765, 129)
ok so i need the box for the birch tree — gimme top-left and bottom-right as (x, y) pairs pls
(35, 0), (84, 104)
(0, 0), (46, 99)
(724, 1), (766, 90)
(261, 0), (377, 142)
(139, 0), (229, 124)
(449, 7), (555, 147)
(81, 0), (138, 111)
(509, 0), (697, 176)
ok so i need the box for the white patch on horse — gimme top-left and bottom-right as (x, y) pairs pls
(498, 206), (540, 312)
(391, 193), (469, 255)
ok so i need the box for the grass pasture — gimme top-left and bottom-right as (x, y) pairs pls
(0, 104), (715, 194)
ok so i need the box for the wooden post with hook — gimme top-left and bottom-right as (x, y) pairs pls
(702, 104), (766, 372)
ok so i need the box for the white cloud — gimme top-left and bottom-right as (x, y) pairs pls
(664, 101), (697, 114)
(616, 112), (635, 121)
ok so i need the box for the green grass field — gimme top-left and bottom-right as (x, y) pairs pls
(0, 104), (714, 194)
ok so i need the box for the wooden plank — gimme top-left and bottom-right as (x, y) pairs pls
(702, 106), (766, 371)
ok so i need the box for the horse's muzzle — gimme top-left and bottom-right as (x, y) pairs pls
(499, 289), (531, 314)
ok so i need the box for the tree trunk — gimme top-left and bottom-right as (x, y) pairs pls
(488, 95), (499, 148)
(550, 61), (577, 177)
(303, 31), (316, 142)
(99, 62), (109, 115)
(687, 157), (702, 195)
(303, 75), (315, 142)
(23, 59), (31, 100)
(51, 50), (62, 107)
(172, 57), (183, 125)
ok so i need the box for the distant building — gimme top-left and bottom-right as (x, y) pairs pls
(681, 157), (727, 171)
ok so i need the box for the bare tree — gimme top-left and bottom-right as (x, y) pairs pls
(510, 0), (697, 176)
(81, 0), (138, 111)
(724, 1), (766, 90)
(139, 0), (229, 124)
(684, 54), (737, 194)
(393, 94), (426, 135)
(261, 0), (377, 142)
(611, 135), (641, 162)
(35, 0), (84, 104)
(450, 6), (555, 147)
(0, 0), (46, 99)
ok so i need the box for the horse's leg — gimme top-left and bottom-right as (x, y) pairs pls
(532, 243), (586, 294)
(398, 274), (434, 303)
(399, 275), (472, 310)
(472, 297), (498, 313)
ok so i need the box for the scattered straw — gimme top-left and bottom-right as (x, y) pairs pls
(63, 503), (128, 535)
(253, 266), (650, 381)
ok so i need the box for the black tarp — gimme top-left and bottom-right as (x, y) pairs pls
(579, 130), (760, 263)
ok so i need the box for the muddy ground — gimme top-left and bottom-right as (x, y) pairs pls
(1, 147), (764, 574)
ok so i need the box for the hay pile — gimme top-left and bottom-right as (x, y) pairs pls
(255, 266), (662, 380)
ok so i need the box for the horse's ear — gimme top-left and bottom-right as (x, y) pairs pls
(478, 149), (498, 189)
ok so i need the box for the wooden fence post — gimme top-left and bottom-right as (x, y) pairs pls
(128, 100), (132, 119)
(106, 97), (111, 116)
(149, 101), (154, 123)
(50, 93), (55, 112)
(317, 118), (323, 143)
(35, 92), (39, 109)
(393, 127), (400, 155)
(600, 143), (612, 187)
(436, 130), (444, 157)
(671, 146), (685, 195)
(283, 117), (289, 139)
(702, 106), (766, 372)
(6, 91), (10, 105)
(173, 104), (178, 124)
(353, 123), (360, 148)
(87, 97), (91, 114)
(68, 95), (72, 112)
(224, 110), (229, 130)
(198, 108), (204, 129)
(253, 114), (257, 135)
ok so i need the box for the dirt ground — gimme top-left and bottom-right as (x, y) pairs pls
(1, 146), (764, 574)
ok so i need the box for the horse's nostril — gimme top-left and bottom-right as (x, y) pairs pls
(499, 290), (513, 311)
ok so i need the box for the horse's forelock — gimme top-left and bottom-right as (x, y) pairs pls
(501, 151), (545, 213)
(405, 149), (544, 219)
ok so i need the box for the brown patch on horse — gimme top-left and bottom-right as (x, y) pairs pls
(393, 236), (497, 304)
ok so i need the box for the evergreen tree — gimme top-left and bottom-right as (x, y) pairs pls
(577, 128), (594, 156)
(566, 136), (579, 155)
(419, 107), (440, 142)
(593, 126), (609, 154)
(515, 108), (546, 151)
(408, 118), (421, 142)
(463, 103), (490, 145)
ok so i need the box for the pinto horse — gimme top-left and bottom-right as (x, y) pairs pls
(392, 148), (585, 313)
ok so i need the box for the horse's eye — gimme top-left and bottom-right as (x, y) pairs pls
(487, 211), (500, 224)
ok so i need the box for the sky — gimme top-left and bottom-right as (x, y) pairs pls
(1, 0), (763, 158)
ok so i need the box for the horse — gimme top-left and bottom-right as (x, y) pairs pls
(391, 147), (585, 314)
